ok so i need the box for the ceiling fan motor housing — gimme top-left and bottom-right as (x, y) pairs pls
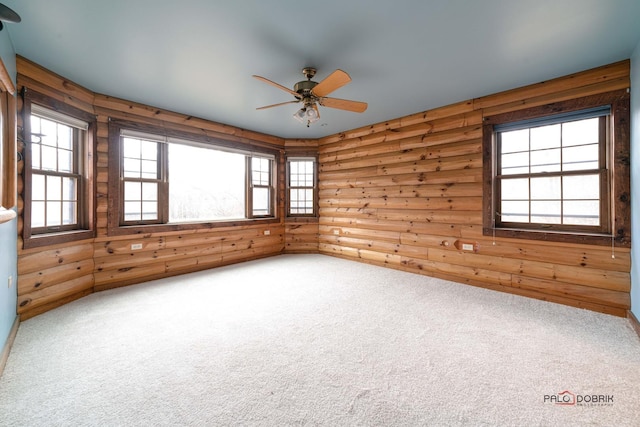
(294, 80), (318, 96)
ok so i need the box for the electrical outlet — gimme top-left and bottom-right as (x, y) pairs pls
(462, 243), (474, 251)
(333, 229), (340, 235)
(131, 243), (143, 250)
(264, 230), (271, 235)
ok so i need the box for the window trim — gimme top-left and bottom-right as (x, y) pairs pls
(286, 156), (318, 218)
(21, 88), (96, 249)
(482, 89), (630, 247)
(107, 119), (281, 236)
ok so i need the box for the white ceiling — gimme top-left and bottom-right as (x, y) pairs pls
(3, 0), (640, 139)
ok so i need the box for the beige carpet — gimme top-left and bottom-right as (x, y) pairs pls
(1, 254), (639, 426)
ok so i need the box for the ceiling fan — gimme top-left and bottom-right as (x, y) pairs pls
(253, 67), (367, 127)
(0, 3), (20, 31)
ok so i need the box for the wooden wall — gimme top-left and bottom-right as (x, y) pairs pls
(16, 57), (290, 319)
(317, 60), (631, 317)
(14, 57), (632, 319)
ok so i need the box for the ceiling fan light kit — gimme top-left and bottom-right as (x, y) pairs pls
(254, 67), (367, 127)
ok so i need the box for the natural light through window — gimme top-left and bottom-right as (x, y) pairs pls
(30, 112), (84, 231)
(498, 116), (603, 228)
(169, 144), (245, 222)
(117, 127), (276, 227)
(288, 158), (315, 215)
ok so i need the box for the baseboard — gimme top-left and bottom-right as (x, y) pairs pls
(628, 310), (640, 339)
(0, 316), (20, 378)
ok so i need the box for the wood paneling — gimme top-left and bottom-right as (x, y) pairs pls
(318, 60), (631, 317)
(284, 220), (319, 253)
(13, 55), (632, 319)
(15, 57), (287, 319)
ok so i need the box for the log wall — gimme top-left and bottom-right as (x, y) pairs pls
(14, 56), (632, 319)
(317, 60), (631, 317)
(16, 57), (288, 319)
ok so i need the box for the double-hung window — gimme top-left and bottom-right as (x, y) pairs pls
(110, 123), (277, 232)
(22, 90), (96, 248)
(287, 157), (316, 216)
(483, 91), (630, 246)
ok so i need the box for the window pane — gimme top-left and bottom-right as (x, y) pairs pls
(501, 200), (529, 223)
(62, 177), (77, 201)
(253, 187), (270, 216)
(563, 175), (599, 200)
(142, 202), (158, 220)
(124, 201), (141, 221)
(142, 182), (158, 201)
(31, 144), (41, 170)
(562, 144), (598, 171)
(58, 149), (73, 173)
(251, 157), (271, 185)
(47, 176), (62, 200)
(141, 160), (158, 179)
(31, 201), (45, 228)
(500, 129), (529, 154)
(562, 118), (598, 147)
(31, 116), (41, 135)
(140, 140), (158, 160)
(57, 125), (72, 150)
(530, 148), (560, 173)
(40, 119), (57, 146)
(290, 160), (314, 188)
(530, 124), (560, 150)
(123, 158), (141, 178)
(530, 176), (561, 200)
(62, 202), (77, 225)
(531, 201), (561, 224)
(47, 201), (62, 226)
(168, 143), (246, 222)
(124, 181), (141, 201)
(501, 178), (529, 201)
(290, 188), (314, 214)
(32, 174), (45, 201)
(500, 152), (529, 175)
(564, 200), (599, 225)
(123, 138), (141, 158)
(41, 145), (57, 171)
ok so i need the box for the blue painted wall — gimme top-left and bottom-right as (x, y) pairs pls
(631, 39), (640, 319)
(0, 28), (17, 353)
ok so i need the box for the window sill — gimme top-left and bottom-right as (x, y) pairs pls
(23, 229), (96, 249)
(108, 217), (281, 236)
(0, 207), (16, 225)
(484, 227), (629, 248)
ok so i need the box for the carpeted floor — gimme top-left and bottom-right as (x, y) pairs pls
(1, 254), (639, 426)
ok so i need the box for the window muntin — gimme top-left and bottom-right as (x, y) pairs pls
(287, 158), (316, 216)
(491, 105), (612, 236)
(29, 108), (86, 233)
(118, 128), (276, 226)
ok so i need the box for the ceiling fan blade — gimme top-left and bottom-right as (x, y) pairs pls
(0, 3), (21, 23)
(256, 100), (300, 110)
(253, 75), (301, 99)
(311, 69), (351, 97)
(319, 97), (368, 113)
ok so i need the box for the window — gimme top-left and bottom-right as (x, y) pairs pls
(110, 123), (278, 232)
(250, 156), (274, 217)
(287, 157), (316, 216)
(482, 90), (630, 246)
(22, 90), (95, 248)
